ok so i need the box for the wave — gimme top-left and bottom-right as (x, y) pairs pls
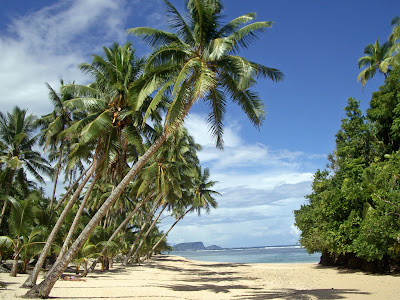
(264, 245), (301, 250)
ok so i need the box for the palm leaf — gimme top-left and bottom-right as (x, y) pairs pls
(224, 21), (272, 53)
(205, 88), (226, 149)
(164, 0), (194, 44)
(127, 27), (179, 47)
(217, 13), (257, 36)
(80, 111), (112, 143)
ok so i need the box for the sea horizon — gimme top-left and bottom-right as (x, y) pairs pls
(169, 244), (321, 264)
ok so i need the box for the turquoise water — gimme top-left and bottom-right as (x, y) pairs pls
(170, 245), (320, 264)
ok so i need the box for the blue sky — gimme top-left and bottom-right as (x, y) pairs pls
(1, 0), (399, 248)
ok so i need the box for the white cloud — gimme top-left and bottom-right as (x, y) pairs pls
(0, 0), (130, 116)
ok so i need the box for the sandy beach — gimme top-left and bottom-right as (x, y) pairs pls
(0, 255), (399, 299)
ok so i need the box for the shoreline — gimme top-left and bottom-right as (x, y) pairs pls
(1, 255), (398, 299)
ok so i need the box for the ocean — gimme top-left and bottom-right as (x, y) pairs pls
(170, 245), (321, 264)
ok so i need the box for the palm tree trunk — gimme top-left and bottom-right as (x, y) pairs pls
(88, 194), (152, 273)
(10, 240), (21, 277)
(21, 162), (95, 288)
(123, 195), (162, 266)
(53, 164), (92, 212)
(147, 207), (192, 258)
(47, 172), (100, 275)
(24, 132), (170, 298)
(0, 169), (15, 228)
(0, 200), (9, 229)
(133, 203), (167, 262)
(49, 147), (64, 210)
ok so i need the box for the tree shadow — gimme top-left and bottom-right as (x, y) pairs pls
(235, 288), (370, 299)
(313, 264), (400, 277)
(161, 282), (262, 294)
(192, 262), (249, 268)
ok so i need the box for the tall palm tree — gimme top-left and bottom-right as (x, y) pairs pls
(0, 107), (51, 228)
(61, 42), (151, 185)
(357, 39), (392, 88)
(38, 80), (76, 209)
(26, 1), (282, 297)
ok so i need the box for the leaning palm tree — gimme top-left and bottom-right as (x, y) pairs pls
(357, 39), (392, 88)
(26, 1), (282, 297)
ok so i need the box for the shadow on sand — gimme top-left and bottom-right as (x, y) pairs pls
(234, 288), (370, 299)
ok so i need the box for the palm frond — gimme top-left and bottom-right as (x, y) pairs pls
(223, 21), (272, 53)
(80, 110), (112, 143)
(164, 0), (194, 44)
(205, 88), (226, 149)
(127, 27), (179, 47)
(217, 13), (257, 36)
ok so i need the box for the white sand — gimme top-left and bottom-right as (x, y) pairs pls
(1, 255), (399, 299)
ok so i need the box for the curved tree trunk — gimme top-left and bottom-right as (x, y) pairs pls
(21, 162), (94, 288)
(122, 195), (162, 266)
(24, 132), (169, 298)
(133, 203), (167, 263)
(88, 194), (151, 273)
(10, 240), (21, 277)
(147, 207), (192, 259)
(47, 172), (99, 276)
(50, 147), (64, 210)
(53, 165), (92, 212)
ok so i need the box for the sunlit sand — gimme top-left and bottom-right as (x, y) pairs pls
(0, 255), (398, 299)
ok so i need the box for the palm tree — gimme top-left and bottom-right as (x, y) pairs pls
(26, 1), (282, 297)
(0, 107), (52, 228)
(357, 39), (392, 88)
(38, 80), (76, 209)
(122, 195), (162, 265)
(23, 42), (147, 288)
(87, 194), (147, 273)
(147, 167), (219, 259)
(0, 192), (46, 276)
(22, 160), (95, 287)
(388, 16), (400, 68)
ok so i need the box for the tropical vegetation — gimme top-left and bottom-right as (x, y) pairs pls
(295, 15), (400, 273)
(357, 16), (400, 87)
(0, 0), (283, 298)
(295, 66), (400, 272)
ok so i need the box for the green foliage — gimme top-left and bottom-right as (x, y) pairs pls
(357, 16), (400, 87)
(295, 68), (400, 271)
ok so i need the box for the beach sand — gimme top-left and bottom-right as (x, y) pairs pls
(0, 255), (399, 299)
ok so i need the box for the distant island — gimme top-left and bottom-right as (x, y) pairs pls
(173, 242), (223, 251)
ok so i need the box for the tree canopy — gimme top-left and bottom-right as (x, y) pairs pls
(295, 67), (400, 272)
